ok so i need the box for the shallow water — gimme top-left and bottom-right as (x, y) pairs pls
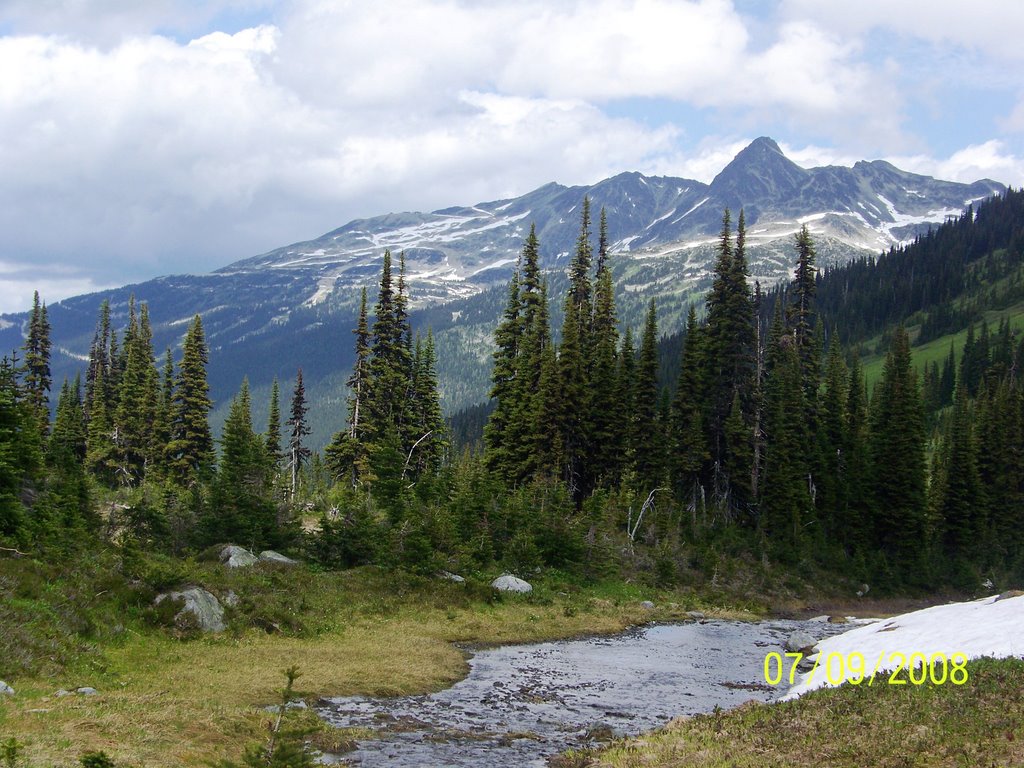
(317, 618), (842, 767)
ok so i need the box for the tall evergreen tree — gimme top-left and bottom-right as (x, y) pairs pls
(588, 232), (620, 487)
(287, 369), (311, 499)
(934, 384), (983, 583)
(167, 315), (214, 486)
(869, 326), (928, 584)
(49, 375), (87, 466)
(21, 291), (52, 439)
(326, 287), (371, 485)
(672, 306), (709, 512)
(703, 210), (756, 504)
(759, 314), (811, 562)
(632, 299), (661, 489)
(113, 299), (159, 485)
(204, 379), (275, 548)
(266, 377), (282, 466)
(484, 270), (524, 482)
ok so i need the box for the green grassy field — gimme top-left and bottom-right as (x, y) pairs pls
(860, 301), (1024, 392)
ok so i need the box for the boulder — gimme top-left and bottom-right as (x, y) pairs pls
(686, 610), (706, 622)
(827, 615), (849, 624)
(440, 571), (466, 583)
(258, 550), (298, 566)
(220, 545), (258, 568)
(640, 600), (655, 610)
(75, 687), (99, 696)
(0, 681), (13, 696)
(784, 631), (818, 655)
(491, 574), (533, 594)
(155, 587), (226, 633)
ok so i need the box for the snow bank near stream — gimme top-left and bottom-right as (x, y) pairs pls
(784, 592), (1024, 699)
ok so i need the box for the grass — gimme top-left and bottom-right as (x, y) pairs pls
(860, 300), (1024, 392)
(585, 657), (1024, 768)
(0, 558), (756, 767)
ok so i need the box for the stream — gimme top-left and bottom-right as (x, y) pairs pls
(316, 618), (847, 767)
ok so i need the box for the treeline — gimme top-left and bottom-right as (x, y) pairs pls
(3, 192), (1024, 592)
(814, 187), (1024, 347)
(480, 197), (1024, 590)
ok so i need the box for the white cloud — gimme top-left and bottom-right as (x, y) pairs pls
(889, 140), (1024, 186)
(0, 261), (115, 314)
(780, 0), (1024, 60)
(0, 0), (1019, 304)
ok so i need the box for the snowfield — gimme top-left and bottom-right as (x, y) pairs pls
(784, 593), (1024, 699)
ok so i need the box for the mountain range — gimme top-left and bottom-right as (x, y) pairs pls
(0, 137), (1005, 450)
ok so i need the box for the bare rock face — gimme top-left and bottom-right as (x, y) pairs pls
(491, 574), (533, 594)
(258, 550), (299, 566)
(155, 587), (226, 633)
(220, 545), (258, 568)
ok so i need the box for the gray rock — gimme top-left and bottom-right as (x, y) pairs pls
(784, 631), (818, 655)
(491, 574), (533, 594)
(686, 610), (706, 622)
(155, 587), (226, 633)
(995, 589), (1024, 602)
(258, 550), (298, 566)
(222, 590), (240, 608)
(220, 545), (258, 568)
(0, 681), (13, 696)
(440, 571), (466, 583)
(75, 687), (99, 696)
(640, 601), (655, 610)
(54, 689), (71, 697)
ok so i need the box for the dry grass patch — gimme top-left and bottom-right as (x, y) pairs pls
(0, 584), (656, 766)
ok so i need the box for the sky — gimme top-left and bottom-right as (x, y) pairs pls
(3, 0), (1024, 312)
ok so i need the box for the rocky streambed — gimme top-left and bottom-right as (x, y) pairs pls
(316, 617), (851, 766)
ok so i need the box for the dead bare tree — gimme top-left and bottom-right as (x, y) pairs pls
(627, 488), (666, 552)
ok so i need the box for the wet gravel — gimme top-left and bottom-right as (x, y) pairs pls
(317, 618), (847, 767)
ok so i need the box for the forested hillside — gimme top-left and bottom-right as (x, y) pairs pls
(3, 191), (1024, 620)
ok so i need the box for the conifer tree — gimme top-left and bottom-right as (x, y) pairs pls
(557, 201), (597, 499)
(759, 314), (811, 562)
(49, 375), (87, 466)
(0, 357), (33, 538)
(150, 348), (175, 483)
(365, 250), (413, 453)
(869, 326), (928, 583)
(287, 369), (311, 499)
(672, 306), (710, 513)
(484, 270), (523, 482)
(816, 336), (849, 537)
(85, 362), (116, 483)
(842, 354), (873, 555)
(703, 210), (756, 503)
(167, 315), (214, 485)
(408, 330), (447, 478)
(113, 299), (159, 485)
(266, 377), (282, 466)
(204, 379), (274, 547)
(506, 227), (548, 482)
(632, 299), (661, 489)
(326, 288), (371, 485)
(588, 232), (620, 487)
(613, 326), (637, 485)
(21, 291), (52, 438)
(934, 384), (983, 582)
(85, 300), (112, 424)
